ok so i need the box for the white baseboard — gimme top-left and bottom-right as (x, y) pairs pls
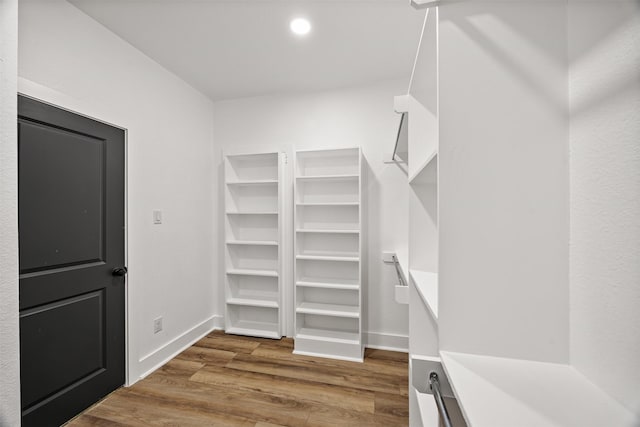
(135, 315), (217, 382)
(364, 331), (409, 352)
(212, 314), (224, 330)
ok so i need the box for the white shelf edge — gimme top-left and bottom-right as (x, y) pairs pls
(295, 327), (361, 345)
(440, 351), (638, 427)
(409, 269), (438, 320)
(296, 281), (360, 291)
(296, 302), (360, 318)
(226, 269), (278, 278)
(295, 147), (360, 154)
(413, 387), (441, 427)
(226, 297), (279, 309)
(225, 151), (279, 158)
(226, 326), (280, 340)
(408, 150), (437, 184)
(296, 202), (359, 207)
(226, 180), (278, 185)
(226, 240), (278, 246)
(296, 255), (359, 262)
(296, 174), (359, 181)
(295, 229), (359, 234)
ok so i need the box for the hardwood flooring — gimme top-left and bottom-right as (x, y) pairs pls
(67, 331), (409, 426)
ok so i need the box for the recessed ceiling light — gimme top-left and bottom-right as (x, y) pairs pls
(290, 18), (311, 36)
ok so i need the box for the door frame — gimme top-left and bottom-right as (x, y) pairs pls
(18, 79), (133, 386)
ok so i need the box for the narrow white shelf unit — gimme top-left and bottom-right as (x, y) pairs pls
(294, 147), (364, 362)
(224, 150), (283, 339)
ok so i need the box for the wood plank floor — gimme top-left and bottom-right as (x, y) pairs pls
(67, 331), (409, 426)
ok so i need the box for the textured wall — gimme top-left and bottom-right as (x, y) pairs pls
(0, 0), (20, 424)
(569, 1), (640, 413)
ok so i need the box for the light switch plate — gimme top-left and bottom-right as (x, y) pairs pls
(153, 210), (162, 224)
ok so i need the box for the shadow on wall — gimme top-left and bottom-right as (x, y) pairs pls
(441, 2), (638, 119)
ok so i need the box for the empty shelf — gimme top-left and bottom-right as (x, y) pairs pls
(296, 255), (359, 262)
(296, 202), (359, 206)
(296, 174), (359, 181)
(440, 351), (637, 427)
(296, 327), (360, 344)
(296, 302), (359, 318)
(226, 180), (278, 186)
(296, 279), (359, 291)
(410, 269), (438, 320)
(226, 240), (278, 246)
(226, 269), (278, 278)
(296, 229), (359, 234)
(226, 322), (280, 340)
(226, 297), (278, 309)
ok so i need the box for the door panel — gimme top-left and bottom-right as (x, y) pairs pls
(19, 120), (106, 273)
(18, 95), (125, 427)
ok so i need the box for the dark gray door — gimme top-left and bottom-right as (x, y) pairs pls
(18, 95), (126, 427)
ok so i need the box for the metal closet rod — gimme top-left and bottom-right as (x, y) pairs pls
(392, 112), (407, 162)
(391, 255), (406, 287)
(430, 372), (453, 427)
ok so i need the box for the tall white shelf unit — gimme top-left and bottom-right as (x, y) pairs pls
(224, 151), (283, 339)
(293, 147), (364, 362)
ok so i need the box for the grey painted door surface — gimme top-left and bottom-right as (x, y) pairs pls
(18, 95), (126, 427)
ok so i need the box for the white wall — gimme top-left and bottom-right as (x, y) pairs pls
(0, 0), (20, 424)
(437, 1), (570, 363)
(213, 80), (410, 349)
(569, 1), (640, 412)
(19, 0), (217, 383)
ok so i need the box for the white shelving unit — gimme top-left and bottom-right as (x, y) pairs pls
(224, 151), (283, 339)
(293, 147), (364, 362)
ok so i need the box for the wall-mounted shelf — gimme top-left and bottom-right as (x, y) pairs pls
(224, 151), (283, 339)
(294, 147), (364, 362)
(226, 240), (278, 246)
(296, 229), (359, 234)
(410, 269), (438, 320)
(440, 351), (636, 427)
(226, 180), (278, 186)
(226, 269), (278, 278)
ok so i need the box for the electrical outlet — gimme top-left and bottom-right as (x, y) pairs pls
(153, 317), (163, 334)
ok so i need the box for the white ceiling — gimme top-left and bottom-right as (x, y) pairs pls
(68, 0), (425, 101)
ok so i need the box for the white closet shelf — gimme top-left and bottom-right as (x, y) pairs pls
(226, 322), (280, 340)
(413, 387), (440, 427)
(408, 151), (437, 185)
(296, 302), (360, 318)
(226, 297), (278, 309)
(226, 240), (278, 246)
(296, 229), (359, 234)
(296, 174), (359, 181)
(225, 152), (277, 158)
(296, 280), (359, 291)
(226, 211), (279, 215)
(226, 180), (278, 186)
(226, 269), (278, 278)
(296, 327), (360, 345)
(440, 351), (636, 427)
(296, 255), (359, 262)
(296, 202), (359, 206)
(409, 269), (438, 320)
